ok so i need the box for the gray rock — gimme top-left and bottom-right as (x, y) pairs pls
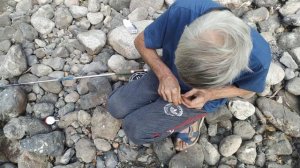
(236, 141), (257, 164)
(39, 93), (58, 104)
(58, 110), (91, 128)
(31, 16), (55, 35)
(283, 12), (300, 26)
(153, 138), (176, 164)
(200, 138), (220, 166)
(34, 48), (46, 58)
(53, 47), (69, 58)
(3, 116), (50, 140)
(0, 13), (11, 27)
(20, 131), (65, 156)
(16, 0), (32, 13)
(254, 0), (278, 7)
(290, 47), (300, 65)
(118, 144), (139, 162)
(243, 7), (269, 23)
(96, 157), (105, 168)
(256, 152), (266, 167)
(77, 30), (106, 55)
(265, 132), (293, 156)
(280, 52), (298, 69)
(69, 5), (88, 19)
(57, 148), (75, 165)
(37, 0), (52, 5)
(285, 68), (296, 80)
(91, 107), (121, 140)
(104, 152), (118, 168)
(33, 103), (54, 119)
(87, 12), (104, 25)
(109, 0), (131, 11)
(107, 54), (139, 73)
(75, 138), (96, 163)
(278, 33), (300, 50)
(94, 138), (111, 152)
(279, 1), (300, 16)
(39, 76), (62, 94)
(81, 61), (108, 74)
(208, 124), (218, 137)
(219, 135), (242, 157)
(0, 26), (15, 41)
(0, 163), (17, 168)
(286, 77), (300, 95)
(53, 162), (83, 168)
(64, 91), (80, 103)
(0, 87), (27, 121)
(77, 17), (91, 30)
(55, 7), (73, 29)
(0, 45), (27, 79)
(30, 64), (53, 77)
(88, 0), (101, 12)
(130, 0), (164, 11)
(42, 57), (65, 71)
(233, 121), (255, 140)
(277, 90), (300, 114)
(18, 151), (49, 168)
(58, 103), (75, 116)
(0, 131), (22, 163)
(228, 99), (255, 120)
(169, 144), (204, 168)
(220, 156), (238, 166)
(0, 40), (11, 53)
(265, 62), (285, 85)
(258, 15), (280, 33)
(205, 106), (232, 124)
(267, 162), (292, 168)
(108, 20), (152, 59)
(32, 4), (54, 18)
(256, 97), (300, 137)
(64, 0), (79, 7)
(128, 7), (148, 21)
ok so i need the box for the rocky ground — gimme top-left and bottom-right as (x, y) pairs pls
(0, 0), (300, 167)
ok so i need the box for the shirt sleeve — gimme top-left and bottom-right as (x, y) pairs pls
(233, 64), (269, 93)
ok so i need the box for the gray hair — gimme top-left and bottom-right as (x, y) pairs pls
(175, 10), (253, 89)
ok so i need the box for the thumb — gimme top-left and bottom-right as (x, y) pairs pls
(183, 89), (198, 98)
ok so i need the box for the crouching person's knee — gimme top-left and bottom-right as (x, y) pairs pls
(107, 92), (129, 119)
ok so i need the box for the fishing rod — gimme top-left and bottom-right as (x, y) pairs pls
(0, 69), (148, 88)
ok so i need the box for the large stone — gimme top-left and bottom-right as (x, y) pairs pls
(278, 33), (300, 50)
(233, 121), (255, 140)
(130, 0), (164, 11)
(256, 97), (300, 137)
(3, 116), (50, 140)
(169, 144), (204, 168)
(107, 54), (139, 73)
(33, 103), (55, 119)
(0, 87), (27, 122)
(31, 16), (55, 35)
(258, 14), (280, 33)
(69, 5), (88, 19)
(205, 106), (233, 124)
(12, 23), (38, 43)
(75, 138), (96, 163)
(30, 64), (53, 77)
(0, 45), (27, 79)
(108, 20), (152, 59)
(153, 138), (176, 164)
(128, 7), (148, 22)
(64, 0), (79, 7)
(20, 131), (65, 156)
(39, 76), (63, 94)
(219, 135), (242, 157)
(200, 138), (220, 166)
(16, 0), (32, 13)
(77, 30), (106, 55)
(264, 132), (293, 156)
(91, 107), (121, 140)
(228, 99), (255, 120)
(254, 0), (278, 7)
(94, 139), (111, 152)
(279, 1), (300, 16)
(277, 90), (300, 114)
(42, 57), (65, 71)
(265, 62), (285, 85)
(286, 77), (300, 96)
(290, 47), (300, 65)
(18, 151), (49, 168)
(0, 131), (22, 163)
(236, 141), (257, 165)
(88, 0), (101, 12)
(283, 13), (300, 26)
(280, 52), (298, 69)
(0, 40), (11, 53)
(55, 7), (73, 29)
(109, 0), (131, 11)
(243, 7), (269, 23)
(87, 12), (104, 25)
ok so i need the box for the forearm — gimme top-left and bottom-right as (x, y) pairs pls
(134, 31), (172, 80)
(207, 85), (254, 101)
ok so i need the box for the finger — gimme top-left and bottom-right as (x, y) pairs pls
(161, 86), (168, 102)
(182, 97), (192, 108)
(165, 90), (172, 103)
(183, 89), (198, 98)
(171, 89), (179, 105)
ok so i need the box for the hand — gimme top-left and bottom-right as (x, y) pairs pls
(181, 88), (212, 109)
(158, 74), (182, 105)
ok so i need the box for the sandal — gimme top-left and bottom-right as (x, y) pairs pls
(175, 117), (205, 151)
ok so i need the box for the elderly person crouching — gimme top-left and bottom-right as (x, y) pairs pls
(108, 0), (271, 151)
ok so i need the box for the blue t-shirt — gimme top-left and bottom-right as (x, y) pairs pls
(144, 0), (271, 112)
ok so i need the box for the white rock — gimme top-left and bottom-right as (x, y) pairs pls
(279, 1), (300, 16)
(219, 135), (242, 157)
(69, 5), (88, 19)
(108, 20), (152, 59)
(88, 0), (101, 12)
(108, 55), (139, 73)
(128, 7), (148, 22)
(34, 39), (46, 48)
(64, 0), (79, 7)
(16, 0), (32, 13)
(130, 0), (164, 12)
(37, 0), (52, 5)
(31, 17), (55, 35)
(286, 77), (300, 95)
(265, 62), (285, 85)
(77, 30), (106, 55)
(285, 68), (296, 80)
(228, 100), (255, 120)
(87, 12), (104, 25)
(290, 47), (300, 65)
